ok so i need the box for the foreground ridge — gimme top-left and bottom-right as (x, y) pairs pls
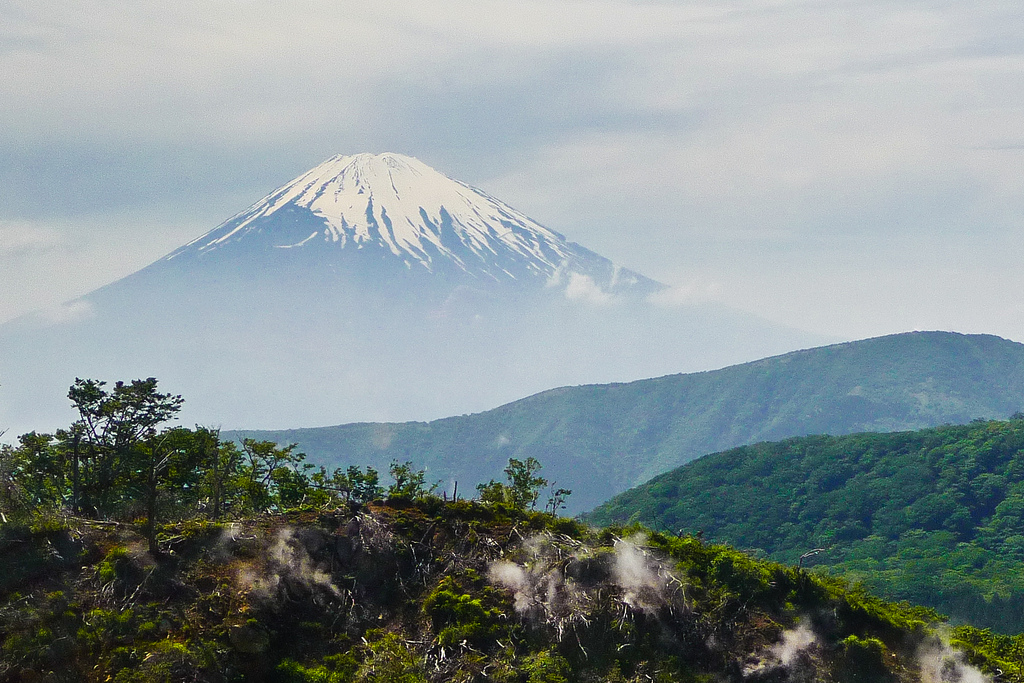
(0, 499), (1010, 681)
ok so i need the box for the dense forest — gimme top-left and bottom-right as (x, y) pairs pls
(589, 418), (1024, 632)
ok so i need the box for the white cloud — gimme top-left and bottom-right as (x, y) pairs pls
(564, 272), (615, 305)
(646, 280), (721, 308)
(32, 300), (95, 327)
(2, 0), (1024, 342)
(0, 215), (203, 324)
(0, 221), (63, 258)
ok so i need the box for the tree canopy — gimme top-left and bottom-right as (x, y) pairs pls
(589, 417), (1024, 632)
(0, 378), (389, 552)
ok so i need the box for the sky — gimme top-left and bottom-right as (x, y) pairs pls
(2, 0), (1024, 343)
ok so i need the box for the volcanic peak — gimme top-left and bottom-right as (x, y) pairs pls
(165, 152), (623, 286)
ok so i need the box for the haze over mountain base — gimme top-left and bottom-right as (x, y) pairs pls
(233, 331), (1024, 514)
(0, 259), (822, 434)
(0, 153), (826, 434)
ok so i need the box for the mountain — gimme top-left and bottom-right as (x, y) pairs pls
(0, 152), (821, 434)
(587, 418), (1024, 633)
(159, 153), (662, 295)
(230, 331), (1024, 514)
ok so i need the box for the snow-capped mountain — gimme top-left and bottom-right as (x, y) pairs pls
(158, 153), (660, 296)
(0, 153), (826, 435)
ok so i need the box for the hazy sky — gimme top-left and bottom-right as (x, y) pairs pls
(3, 0), (1023, 342)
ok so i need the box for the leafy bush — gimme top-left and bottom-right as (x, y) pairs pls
(522, 650), (571, 683)
(834, 635), (895, 683)
(354, 633), (427, 683)
(277, 654), (358, 683)
(422, 577), (504, 647)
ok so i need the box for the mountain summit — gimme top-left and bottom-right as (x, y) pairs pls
(163, 152), (660, 296)
(0, 153), (824, 432)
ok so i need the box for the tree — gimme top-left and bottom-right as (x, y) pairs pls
(193, 429), (240, 520)
(135, 427), (213, 554)
(4, 432), (65, 511)
(238, 439), (312, 512)
(67, 378), (184, 516)
(0, 443), (25, 519)
(312, 465), (382, 506)
(477, 457), (548, 510)
(545, 485), (573, 516)
(387, 460), (435, 501)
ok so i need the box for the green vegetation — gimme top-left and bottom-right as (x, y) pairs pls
(3, 375), (1024, 681)
(476, 456), (571, 514)
(2, 493), (1014, 682)
(590, 417), (1024, 632)
(0, 377), (396, 553)
(231, 331), (1024, 512)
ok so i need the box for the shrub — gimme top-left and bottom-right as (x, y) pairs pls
(354, 633), (426, 683)
(422, 577), (503, 647)
(522, 649), (571, 683)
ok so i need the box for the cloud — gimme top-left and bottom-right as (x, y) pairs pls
(0, 221), (63, 258)
(564, 273), (615, 305)
(546, 264), (615, 305)
(31, 300), (95, 327)
(646, 280), (721, 308)
(0, 214), (204, 325)
(3, 0), (1024, 342)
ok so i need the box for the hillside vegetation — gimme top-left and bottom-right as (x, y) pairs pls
(4, 499), (1022, 682)
(3, 376), (1024, 681)
(589, 418), (1024, 633)
(232, 332), (1024, 512)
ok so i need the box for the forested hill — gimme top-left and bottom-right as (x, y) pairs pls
(232, 331), (1024, 513)
(589, 418), (1024, 633)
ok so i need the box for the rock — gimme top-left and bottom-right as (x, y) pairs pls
(228, 622), (270, 654)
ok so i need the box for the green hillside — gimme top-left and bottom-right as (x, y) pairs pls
(232, 331), (1024, 512)
(589, 418), (1024, 632)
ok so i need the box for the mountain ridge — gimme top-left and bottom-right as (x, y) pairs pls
(228, 330), (1024, 513)
(154, 152), (662, 296)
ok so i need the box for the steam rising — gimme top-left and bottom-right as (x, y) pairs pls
(744, 623), (993, 682)
(487, 561), (533, 613)
(611, 536), (672, 609)
(771, 623), (818, 667)
(487, 533), (686, 639)
(231, 527), (341, 603)
(918, 637), (990, 683)
(743, 622), (819, 677)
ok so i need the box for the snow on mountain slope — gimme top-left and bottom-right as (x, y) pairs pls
(163, 153), (660, 294)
